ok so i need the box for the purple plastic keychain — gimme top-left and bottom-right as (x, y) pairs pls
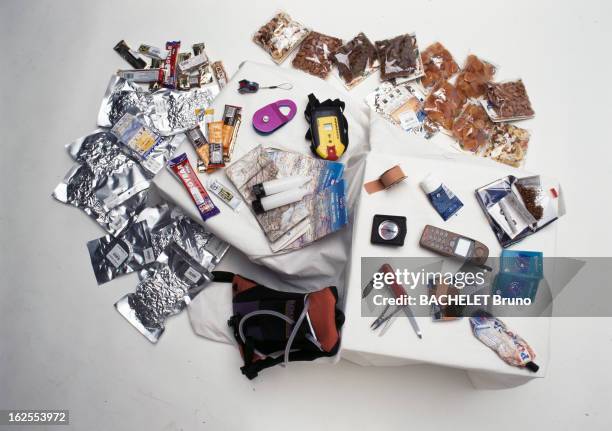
(252, 99), (297, 135)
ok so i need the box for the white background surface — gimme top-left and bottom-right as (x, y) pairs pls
(1, 0), (611, 430)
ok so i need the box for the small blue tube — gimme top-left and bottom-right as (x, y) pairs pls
(420, 174), (463, 221)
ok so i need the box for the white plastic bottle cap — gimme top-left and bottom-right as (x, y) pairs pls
(420, 174), (442, 195)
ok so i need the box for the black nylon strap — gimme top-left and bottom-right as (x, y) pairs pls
(211, 271), (235, 283)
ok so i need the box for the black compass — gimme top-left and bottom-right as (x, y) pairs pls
(371, 214), (407, 246)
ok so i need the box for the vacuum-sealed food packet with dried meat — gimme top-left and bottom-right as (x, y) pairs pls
(252, 12), (310, 64)
(482, 79), (535, 122)
(375, 33), (424, 82)
(420, 42), (459, 89)
(455, 54), (496, 99)
(292, 31), (342, 79)
(332, 32), (379, 89)
(423, 81), (464, 131)
(451, 102), (493, 152)
(478, 123), (530, 167)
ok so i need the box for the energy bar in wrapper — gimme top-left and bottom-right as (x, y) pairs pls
(194, 108), (215, 172)
(221, 105), (242, 162)
(177, 52), (192, 90)
(211, 61), (228, 88)
(114, 40), (146, 69)
(115, 242), (212, 343)
(87, 220), (156, 285)
(162, 41), (180, 89)
(207, 121), (224, 169)
(185, 125), (211, 169)
(117, 68), (163, 84)
(198, 108), (215, 139)
(167, 153), (220, 221)
(192, 43), (206, 56)
(138, 44), (166, 60)
(178, 52), (209, 72)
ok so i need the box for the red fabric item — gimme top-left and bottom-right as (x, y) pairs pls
(307, 288), (340, 352)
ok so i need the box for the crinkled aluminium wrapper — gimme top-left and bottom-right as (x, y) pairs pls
(97, 75), (219, 137)
(87, 220), (155, 285)
(138, 203), (230, 271)
(52, 146), (151, 235)
(67, 127), (183, 178)
(115, 242), (213, 343)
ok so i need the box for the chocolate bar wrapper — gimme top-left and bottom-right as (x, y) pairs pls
(114, 40), (146, 69)
(138, 44), (166, 60)
(211, 61), (228, 88)
(221, 105), (242, 161)
(162, 41), (180, 88)
(117, 68), (163, 84)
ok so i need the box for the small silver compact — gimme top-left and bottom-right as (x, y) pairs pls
(371, 214), (407, 246)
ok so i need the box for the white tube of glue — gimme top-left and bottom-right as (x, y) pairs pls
(208, 179), (243, 212)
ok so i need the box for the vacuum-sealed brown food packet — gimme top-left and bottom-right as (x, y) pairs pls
(292, 31), (343, 79)
(421, 42), (459, 89)
(332, 32), (379, 88)
(455, 55), (496, 98)
(452, 102), (493, 151)
(375, 33), (424, 81)
(424, 81), (465, 130)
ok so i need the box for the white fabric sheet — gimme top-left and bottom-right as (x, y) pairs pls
(157, 63), (562, 387)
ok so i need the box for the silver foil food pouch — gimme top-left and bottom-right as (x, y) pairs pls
(87, 221), (156, 285)
(115, 242), (213, 343)
(52, 161), (150, 235)
(67, 127), (183, 178)
(137, 202), (230, 271)
(97, 75), (219, 136)
(149, 214), (229, 271)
